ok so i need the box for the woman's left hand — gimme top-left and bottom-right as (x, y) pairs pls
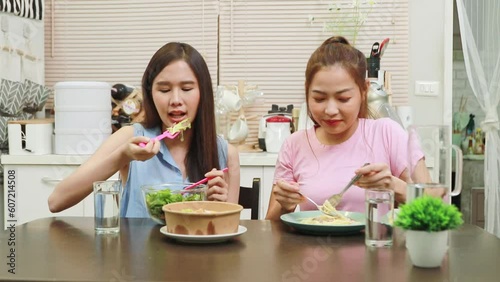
(354, 163), (395, 190)
(205, 168), (228, 202)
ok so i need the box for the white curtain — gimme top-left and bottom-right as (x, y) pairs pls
(456, 0), (500, 238)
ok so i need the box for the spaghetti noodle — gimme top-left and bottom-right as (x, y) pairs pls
(300, 203), (358, 225)
(300, 214), (357, 225)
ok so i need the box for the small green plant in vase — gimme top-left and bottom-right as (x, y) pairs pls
(395, 196), (464, 268)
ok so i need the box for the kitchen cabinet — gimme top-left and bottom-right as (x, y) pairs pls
(471, 187), (485, 228)
(2, 156), (81, 227)
(460, 159), (485, 224)
(3, 164), (88, 227)
(1, 155), (118, 228)
(1, 153), (278, 228)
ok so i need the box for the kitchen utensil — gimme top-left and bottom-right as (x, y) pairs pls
(300, 193), (344, 218)
(242, 89), (264, 106)
(323, 163), (370, 211)
(217, 86), (242, 112)
(183, 167), (229, 190)
(228, 116), (249, 143)
(163, 201), (242, 235)
(280, 211), (365, 235)
(300, 193), (323, 211)
(258, 104), (294, 151)
(368, 81), (404, 127)
(264, 115), (292, 153)
(142, 183), (207, 225)
(160, 225), (247, 243)
(378, 38), (390, 58)
(138, 130), (180, 148)
(370, 42), (380, 58)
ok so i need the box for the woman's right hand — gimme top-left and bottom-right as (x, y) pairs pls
(272, 179), (303, 213)
(125, 136), (161, 161)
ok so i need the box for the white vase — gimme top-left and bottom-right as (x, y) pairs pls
(406, 230), (448, 268)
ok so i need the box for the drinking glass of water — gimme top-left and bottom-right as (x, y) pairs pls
(406, 125), (463, 204)
(94, 180), (122, 234)
(365, 189), (394, 248)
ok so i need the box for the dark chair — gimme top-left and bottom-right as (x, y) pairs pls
(239, 178), (261, 220)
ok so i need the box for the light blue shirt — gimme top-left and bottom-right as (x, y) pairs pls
(120, 123), (228, 218)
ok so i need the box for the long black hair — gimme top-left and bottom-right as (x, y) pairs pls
(141, 42), (220, 181)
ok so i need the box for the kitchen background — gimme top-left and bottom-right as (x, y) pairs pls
(1, 0), (455, 146)
(1, 1), (496, 232)
(0, 0), (456, 223)
(40, 0), (413, 146)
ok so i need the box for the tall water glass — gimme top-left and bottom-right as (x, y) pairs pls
(94, 180), (122, 234)
(406, 125), (463, 204)
(365, 189), (394, 247)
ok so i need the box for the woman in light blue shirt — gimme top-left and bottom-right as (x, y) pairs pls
(48, 42), (240, 217)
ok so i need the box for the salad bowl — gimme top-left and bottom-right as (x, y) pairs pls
(142, 183), (206, 225)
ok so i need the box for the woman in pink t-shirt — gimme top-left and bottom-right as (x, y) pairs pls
(265, 36), (429, 220)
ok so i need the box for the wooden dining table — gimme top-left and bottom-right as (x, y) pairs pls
(0, 217), (499, 282)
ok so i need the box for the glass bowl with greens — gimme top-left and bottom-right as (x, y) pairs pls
(142, 183), (207, 225)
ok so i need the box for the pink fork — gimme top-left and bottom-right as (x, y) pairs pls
(138, 130), (180, 148)
(183, 167), (229, 190)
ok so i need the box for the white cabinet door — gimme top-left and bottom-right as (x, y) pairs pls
(3, 164), (83, 227)
(3, 163), (121, 228)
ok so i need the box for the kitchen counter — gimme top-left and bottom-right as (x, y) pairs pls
(238, 152), (278, 166)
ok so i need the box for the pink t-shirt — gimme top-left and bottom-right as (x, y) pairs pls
(274, 118), (423, 213)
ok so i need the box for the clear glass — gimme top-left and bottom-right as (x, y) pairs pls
(365, 189), (394, 247)
(94, 180), (122, 234)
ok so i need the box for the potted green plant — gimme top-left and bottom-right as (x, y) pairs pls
(394, 196), (464, 268)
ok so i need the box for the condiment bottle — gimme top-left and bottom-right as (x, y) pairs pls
(292, 108), (300, 132)
(474, 128), (484, 154)
(466, 137), (474, 155)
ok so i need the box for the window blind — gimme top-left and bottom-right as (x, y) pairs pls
(44, 0), (409, 147)
(218, 0), (409, 145)
(44, 0), (218, 109)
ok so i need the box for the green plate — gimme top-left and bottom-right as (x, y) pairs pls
(280, 211), (365, 236)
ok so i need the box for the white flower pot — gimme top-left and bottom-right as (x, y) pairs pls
(406, 230), (448, 268)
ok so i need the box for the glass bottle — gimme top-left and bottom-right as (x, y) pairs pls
(466, 137), (474, 155)
(474, 128), (484, 155)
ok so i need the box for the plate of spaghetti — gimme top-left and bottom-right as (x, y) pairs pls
(280, 211), (365, 235)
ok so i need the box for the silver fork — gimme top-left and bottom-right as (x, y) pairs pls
(324, 163), (370, 210)
(300, 193), (345, 218)
(300, 193), (324, 211)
